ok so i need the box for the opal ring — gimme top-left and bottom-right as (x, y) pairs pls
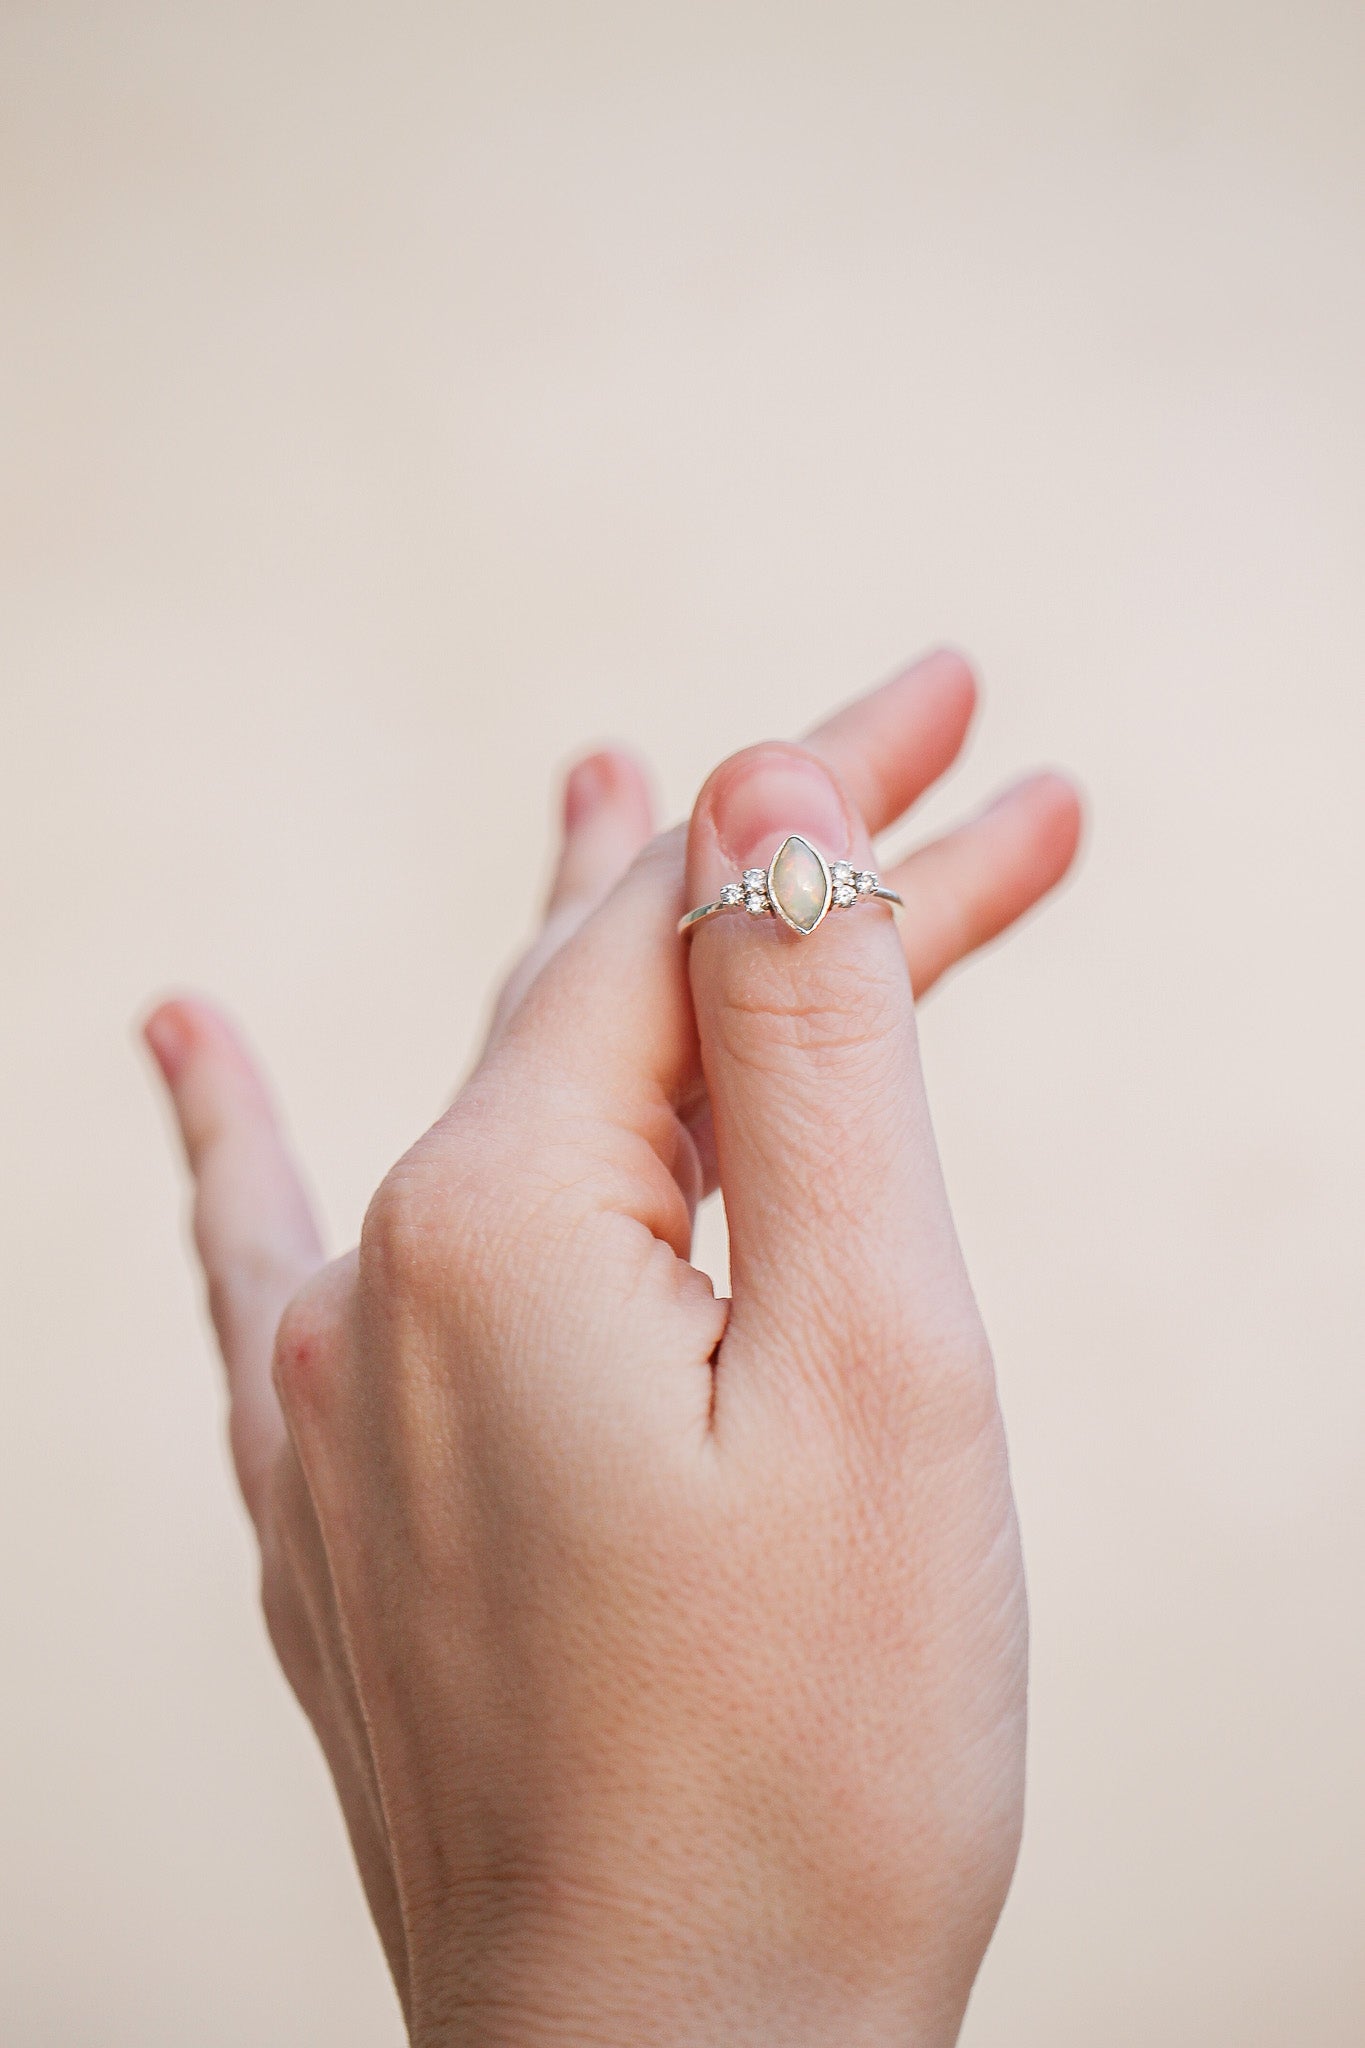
(678, 834), (903, 939)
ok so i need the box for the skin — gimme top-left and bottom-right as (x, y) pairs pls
(145, 649), (1082, 2047)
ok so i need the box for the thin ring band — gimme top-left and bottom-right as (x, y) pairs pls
(678, 834), (903, 940)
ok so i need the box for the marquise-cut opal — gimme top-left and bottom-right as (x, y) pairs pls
(768, 835), (830, 933)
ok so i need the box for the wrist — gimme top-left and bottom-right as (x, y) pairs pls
(407, 1917), (967, 2048)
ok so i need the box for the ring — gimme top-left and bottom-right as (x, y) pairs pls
(678, 834), (903, 938)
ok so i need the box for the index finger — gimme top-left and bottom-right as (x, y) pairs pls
(803, 647), (978, 835)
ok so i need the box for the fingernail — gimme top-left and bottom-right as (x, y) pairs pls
(712, 747), (850, 873)
(563, 753), (615, 831)
(143, 1006), (191, 1084)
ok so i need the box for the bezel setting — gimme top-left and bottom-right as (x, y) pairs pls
(766, 833), (833, 935)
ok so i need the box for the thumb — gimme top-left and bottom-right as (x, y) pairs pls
(684, 743), (984, 1428)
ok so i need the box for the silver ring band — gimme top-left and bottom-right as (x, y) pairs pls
(678, 835), (903, 939)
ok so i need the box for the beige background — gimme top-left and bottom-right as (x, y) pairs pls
(4, 3), (1364, 2042)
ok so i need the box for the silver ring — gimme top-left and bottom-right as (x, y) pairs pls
(678, 834), (903, 939)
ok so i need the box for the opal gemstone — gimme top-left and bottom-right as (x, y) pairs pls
(768, 835), (830, 933)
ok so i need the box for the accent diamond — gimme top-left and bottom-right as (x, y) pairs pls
(856, 870), (877, 895)
(719, 881), (743, 906)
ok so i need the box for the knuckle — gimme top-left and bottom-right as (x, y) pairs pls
(874, 1323), (1002, 1474)
(716, 943), (903, 1074)
(789, 1304), (1003, 1480)
(357, 1135), (499, 1310)
(358, 1159), (449, 1299)
(271, 1278), (340, 1422)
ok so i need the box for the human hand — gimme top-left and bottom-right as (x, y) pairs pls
(145, 651), (1079, 2047)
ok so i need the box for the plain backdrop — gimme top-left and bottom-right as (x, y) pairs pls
(3, 4), (1363, 2042)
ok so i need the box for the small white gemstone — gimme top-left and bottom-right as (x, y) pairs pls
(744, 891), (769, 916)
(830, 861), (854, 886)
(833, 882), (856, 908)
(719, 881), (743, 906)
(855, 870), (877, 895)
(742, 868), (767, 889)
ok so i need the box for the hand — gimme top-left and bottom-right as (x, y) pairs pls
(145, 651), (1080, 2047)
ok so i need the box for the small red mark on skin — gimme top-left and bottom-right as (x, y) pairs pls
(285, 1330), (315, 1373)
(275, 1311), (323, 1405)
